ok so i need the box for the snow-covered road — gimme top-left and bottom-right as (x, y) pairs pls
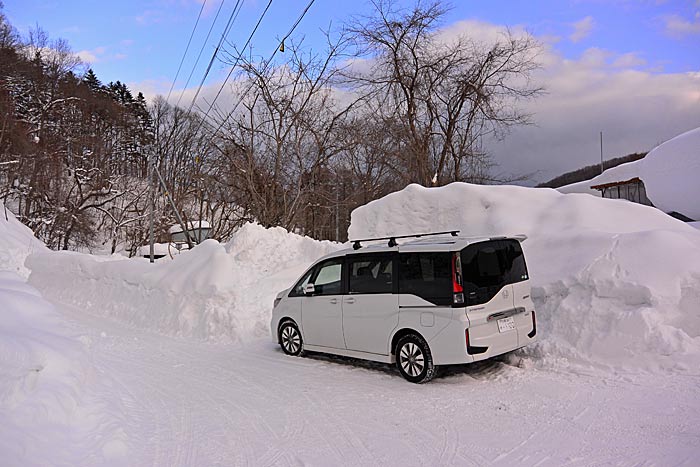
(57, 301), (700, 466)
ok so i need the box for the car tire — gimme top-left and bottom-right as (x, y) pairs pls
(279, 321), (303, 356)
(396, 334), (436, 383)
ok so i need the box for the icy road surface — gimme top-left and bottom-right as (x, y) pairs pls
(55, 302), (699, 467)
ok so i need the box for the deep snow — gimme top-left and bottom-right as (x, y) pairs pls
(0, 210), (127, 466)
(28, 223), (339, 342)
(2, 182), (700, 465)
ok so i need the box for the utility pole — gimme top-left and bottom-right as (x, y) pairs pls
(600, 131), (604, 175)
(148, 154), (155, 263)
(335, 172), (339, 242)
(153, 165), (195, 250)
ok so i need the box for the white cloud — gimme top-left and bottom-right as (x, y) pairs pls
(75, 46), (107, 64)
(490, 50), (700, 183)
(663, 14), (700, 37)
(430, 19), (700, 184)
(76, 50), (98, 63)
(570, 16), (595, 43)
(612, 52), (647, 68)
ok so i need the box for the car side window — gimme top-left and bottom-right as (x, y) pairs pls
(348, 255), (393, 294)
(398, 252), (452, 305)
(311, 259), (342, 296)
(289, 269), (313, 297)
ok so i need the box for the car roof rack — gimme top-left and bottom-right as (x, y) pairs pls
(350, 230), (460, 250)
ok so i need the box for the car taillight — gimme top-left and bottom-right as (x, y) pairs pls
(453, 252), (464, 304)
(465, 328), (470, 348)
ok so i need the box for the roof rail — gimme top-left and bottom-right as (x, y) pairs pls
(350, 230), (460, 250)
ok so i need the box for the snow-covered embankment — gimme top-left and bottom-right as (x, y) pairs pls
(0, 208), (127, 465)
(27, 223), (340, 342)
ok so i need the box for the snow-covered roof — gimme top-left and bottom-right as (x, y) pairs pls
(168, 220), (211, 234)
(137, 243), (175, 257)
(639, 127), (700, 219)
(558, 127), (700, 219)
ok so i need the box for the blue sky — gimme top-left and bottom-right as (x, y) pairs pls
(6, 0), (699, 87)
(4, 0), (700, 182)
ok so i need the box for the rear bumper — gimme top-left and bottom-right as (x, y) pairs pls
(428, 309), (537, 366)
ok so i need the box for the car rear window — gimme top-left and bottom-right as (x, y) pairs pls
(398, 252), (452, 306)
(460, 240), (529, 305)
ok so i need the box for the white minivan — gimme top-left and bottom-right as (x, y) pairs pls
(270, 231), (537, 383)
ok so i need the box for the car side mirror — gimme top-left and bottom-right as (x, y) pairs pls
(303, 283), (315, 296)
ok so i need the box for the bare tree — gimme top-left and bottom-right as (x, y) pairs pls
(214, 36), (359, 231)
(346, 0), (542, 186)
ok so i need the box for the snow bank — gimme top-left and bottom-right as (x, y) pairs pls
(0, 211), (127, 465)
(27, 223), (340, 342)
(559, 126), (700, 220)
(0, 205), (47, 278)
(349, 183), (700, 372)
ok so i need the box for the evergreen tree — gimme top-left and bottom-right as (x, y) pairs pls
(83, 68), (102, 91)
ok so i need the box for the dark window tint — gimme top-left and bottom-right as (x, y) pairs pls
(348, 255), (393, 294)
(398, 252), (452, 306)
(461, 240), (529, 306)
(502, 240), (529, 283)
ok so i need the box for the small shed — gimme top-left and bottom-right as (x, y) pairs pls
(590, 177), (653, 206)
(168, 220), (211, 244)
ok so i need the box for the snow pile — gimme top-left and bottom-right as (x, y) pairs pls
(0, 273), (126, 465)
(27, 223), (340, 342)
(349, 183), (700, 371)
(559, 126), (700, 220)
(0, 209), (127, 465)
(0, 205), (47, 278)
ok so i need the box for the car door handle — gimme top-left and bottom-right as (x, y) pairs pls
(344, 298), (355, 304)
(330, 298), (338, 304)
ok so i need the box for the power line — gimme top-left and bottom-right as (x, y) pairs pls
(205, 0), (317, 142)
(184, 0), (245, 115)
(175, 0), (229, 108)
(165, 0), (208, 102)
(193, 0), (274, 134)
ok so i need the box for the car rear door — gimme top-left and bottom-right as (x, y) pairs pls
(501, 240), (536, 346)
(461, 241), (518, 355)
(342, 253), (398, 355)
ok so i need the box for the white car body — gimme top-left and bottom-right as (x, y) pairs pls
(270, 234), (537, 379)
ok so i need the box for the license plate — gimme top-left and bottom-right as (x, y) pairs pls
(497, 316), (516, 333)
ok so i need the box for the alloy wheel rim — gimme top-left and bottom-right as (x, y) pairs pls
(400, 342), (425, 377)
(281, 326), (300, 354)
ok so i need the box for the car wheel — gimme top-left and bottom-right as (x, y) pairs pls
(279, 321), (303, 356)
(396, 334), (436, 383)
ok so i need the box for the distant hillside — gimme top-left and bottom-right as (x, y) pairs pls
(537, 153), (647, 188)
